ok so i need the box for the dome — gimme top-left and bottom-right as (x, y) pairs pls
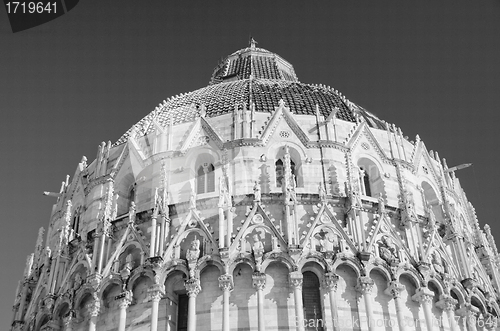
(115, 42), (385, 146)
(12, 43), (500, 331)
(209, 40), (299, 83)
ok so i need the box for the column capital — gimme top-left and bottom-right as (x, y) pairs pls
(252, 272), (266, 291)
(323, 272), (339, 291)
(384, 280), (405, 299)
(436, 294), (458, 311)
(185, 278), (201, 298)
(356, 276), (374, 294)
(218, 274), (234, 292)
(115, 290), (133, 308)
(147, 284), (165, 302)
(289, 271), (303, 289)
(86, 273), (103, 289)
(62, 311), (75, 327)
(412, 287), (434, 305)
(86, 301), (100, 318)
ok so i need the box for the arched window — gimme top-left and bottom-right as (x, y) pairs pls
(197, 163), (215, 194)
(71, 207), (81, 237)
(128, 184), (136, 207)
(177, 293), (189, 331)
(357, 158), (384, 198)
(275, 159), (296, 187)
(359, 166), (372, 197)
(302, 271), (324, 331)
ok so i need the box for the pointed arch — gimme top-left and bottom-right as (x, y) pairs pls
(356, 156), (385, 198)
(275, 145), (302, 187)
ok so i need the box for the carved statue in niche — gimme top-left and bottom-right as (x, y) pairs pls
(315, 229), (338, 252)
(186, 236), (201, 262)
(124, 253), (134, 271)
(252, 233), (265, 266)
(379, 236), (399, 265)
(73, 273), (82, 291)
(432, 252), (445, 274)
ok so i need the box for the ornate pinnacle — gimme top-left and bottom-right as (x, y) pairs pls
(33, 227), (45, 267)
(23, 254), (34, 279)
(103, 180), (115, 221)
(62, 200), (72, 245)
(484, 224), (499, 256)
(160, 160), (167, 188)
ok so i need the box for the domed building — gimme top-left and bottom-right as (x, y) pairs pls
(11, 41), (500, 331)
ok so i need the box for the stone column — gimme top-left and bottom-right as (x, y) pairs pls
(252, 272), (266, 331)
(356, 276), (376, 331)
(159, 215), (166, 254)
(150, 213), (158, 257)
(436, 294), (458, 331)
(62, 311), (74, 331)
(116, 291), (132, 331)
(185, 278), (201, 331)
(323, 272), (339, 331)
(218, 207), (225, 248)
(91, 233), (99, 270)
(218, 274), (234, 331)
(97, 226), (108, 274)
(148, 284), (165, 331)
(385, 281), (408, 331)
(226, 207), (234, 247)
(456, 305), (480, 331)
(289, 271), (305, 331)
(412, 287), (435, 331)
(466, 308), (479, 331)
(86, 301), (100, 331)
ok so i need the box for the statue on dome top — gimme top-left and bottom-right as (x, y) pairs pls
(318, 182), (326, 202)
(253, 181), (261, 202)
(189, 190), (197, 210)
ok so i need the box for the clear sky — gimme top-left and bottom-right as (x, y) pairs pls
(1, 1), (500, 327)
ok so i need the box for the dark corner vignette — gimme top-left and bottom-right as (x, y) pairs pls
(3, 0), (79, 33)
